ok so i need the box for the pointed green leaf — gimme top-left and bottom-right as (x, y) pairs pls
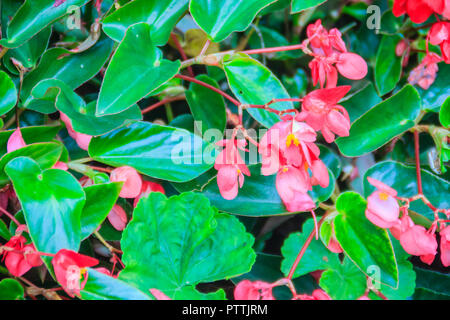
(97, 23), (180, 116)
(375, 35), (403, 95)
(0, 71), (17, 116)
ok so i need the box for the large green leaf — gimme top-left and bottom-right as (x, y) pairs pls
(340, 83), (382, 123)
(185, 74), (226, 135)
(0, 0), (90, 48)
(102, 0), (188, 45)
(0, 71), (17, 116)
(0, 142), (63, 185)
(414, 267), (450, 297)
(223, 53), (294, 128)
(21, 35), (114, 101)
(363, 161), (450, 221)
(31, 79), (142, 135)
(440, 97), (450, 128)
(336, 85), (421, 157)
(417, 64), (450, 112)
(375, 35), (403, 95)
(334, 192), (398, 288)
(97, 23), (180, 116)
(0, 279), (24, 300)
(190, 0), (276, 42)
(291, 0), (327, 13)
(80, 182), (122, 239)
(281, 219), (340, 278)
(119, 192), (255, 299)
(5, 157), (85, 260)
(81, 269), (151, 300)
(89, 121), (216, 182)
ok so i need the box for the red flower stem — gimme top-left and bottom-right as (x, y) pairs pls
(88, 165), (113, 173)
(175, 74), (241, 106)
(141, 96), (186, 114)
(0, 207), (22, 227)
(241, 43), (306, 55)
(287, 213), (328, 280)
(414, 130), (423, 195)
(170, 33), (195, 77)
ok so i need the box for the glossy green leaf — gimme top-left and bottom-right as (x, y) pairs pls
(102, 0), (188, 45)
(363, 161), (450, 221)
(21, 35), (114, 101)
(223, 53), (293, 128)
(319, 257), (367, 300)
(0, 0), (90, 48)
(0, 220), (11, 241)
(334, 192), (398, 288)
(336, 85), (421, 157)
(80, 182), (122, 239)
(81, 268), (151, 300)
(5, 157), (85, 260)
(97, 23), (180, 116)
(414, 267), (450, 297)
(0, 142), (63, 184)
(119, 192), (255, 299)
(379, 10), (405, 35)
(440, 97), (450, 128)
(185, 74), (226, 135)
(281, 219), (340, 278)
(89, 121), (215, 182)
(0, 279), (24, 300)
(291, 0), (327, 13)
(0, 71), (17, 116)
(190, 0), (276, 42)
(31, 79), (142, 135)
(340, 83), (382, 123)
(417, 64), (450, 112)
(169, 286), (226, 300)
(375, 35), (402, 95)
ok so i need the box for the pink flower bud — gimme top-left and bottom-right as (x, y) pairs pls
(335, 53), (368, 80)
(389, 215), (414, 240)
(400, 225), (437, 264)
(110, 166), (143, 198)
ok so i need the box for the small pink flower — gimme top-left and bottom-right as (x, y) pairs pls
(214, 139), (250, 200)
(365, 177), (400, 228)
(7, 129), (26, 153)
(389, 214), (414, 239)
(440, 226), (450, 267)
(408, 52), (442, 90)
(234, 280), (275, 300)
(276, 165), (315, 212)
(335, 52), (368, 80)
(1, 236), (42, 277)
(400, 225), (437, 265)
(107, 204), (128, 231)
(133, 181), (165, 207)
(110, 166), (143, 198)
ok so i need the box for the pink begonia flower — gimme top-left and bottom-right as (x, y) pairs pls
(389, 214), (415, 240)
(149, 289), (171, 300)
(214, 138), (250, 200)
(300, 86), (352, 143)
(110, 166), (143, 198)
(400, 225), (437, 265)
(393, 0), (445, 24)
(408, 52), (442, 90)
(429, 22), (450, 63)
(133, 181), (165, 207)
(107, 204), (128, 231)
(276, 166), (315, 212)
(60, 112), (92, 151)
(7, 128), (26, 153)
(294, 289), (331, 300)
(440, 226), (450, 267)
(234, 280), (275, 300)
(1, 236), (42, 277)
(365, 177), (400, 228)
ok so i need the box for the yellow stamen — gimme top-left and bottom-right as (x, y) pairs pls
(378, 192), (389, 201)
(282, 167), (289, 173)
(237, 169), (241, 174)
(286, 133), (300, 148)
(304, 162), (309, 171)
(79, 268), (87, 279)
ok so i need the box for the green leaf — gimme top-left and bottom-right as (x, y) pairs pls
(375, 35), (403, 95)
(281, 219), (340, 278)
(417, 64), (450, 112)
(21, 35), (113, 102)
(0, 142), (63, 185)
(0, 220), (11, 241)
(5, 157), (85, 261)
(334, 192), (398, 288)
(81, 269), (151, 300)
(0, 279), (24, 300)
(223, 53), (293, 128)
(89, 121), (215, 182)
(440, 97), (450, 128)
(31, 79), (142, 135)
(102, 0), (188, 45)
(319, 257), (367, 300)
(119, 192), (255, 299)
(190, 0), (276, 42)
(340, 83), (382, 123)
(363, 161), (449, 221)
(170, 286), (226, 300)
(0, 70), (17, 116)
(80, 182), (122, 239)
(336, 85), (421, 157)
(97, 23), (180, 116)
(414, 267), (450, 297)
(291, 0), (327, 13)
(186, 74), (226, 135)
(0, 0), (90, 48)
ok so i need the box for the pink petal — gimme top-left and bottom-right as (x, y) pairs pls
(326, 109), (350, 138)
(217, 165), (239, 200)
(110, 166), (143, 198)
(311, 160), (329, 188)
(367, 177), (398, 196)
(336, 53), (368, 80)
(7, 129), (26, 153)
(400, 225), (437, 257)
(107, 204), (128, 231)
(365, 191), (400, 228)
